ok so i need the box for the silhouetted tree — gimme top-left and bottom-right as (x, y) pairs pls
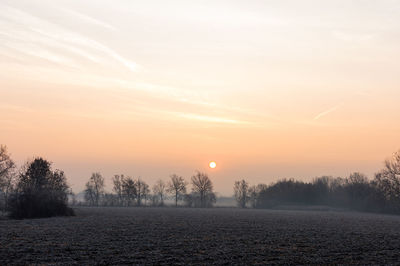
(167, 174), (187, 207)
(191, 171), (215, 208)
(234, 179), (249, 208)
(256, 179), (322, 208)
(122, 176), (137, 206)
(152, 179), (166, 206)
(8, 158), (73, 218)
(0, 145), (16, 212)
(112, 174), (125, 206)
(142, 182), (150, 205)
(85, 172), (104, 206)
(84, 182), (95, 206)
(312, 176), (334, 204)
(374, 150), (400, 211)
(135, 178), (149, 206)
(248, 184), (267, 208)
(248, 185), (258, 208)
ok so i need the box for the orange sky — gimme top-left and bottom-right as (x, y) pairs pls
(1, 0), (400, 195)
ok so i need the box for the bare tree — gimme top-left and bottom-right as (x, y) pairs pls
(234, 179), (249, 208)
(84, 181), (95, 206)
(113, 174), (125, 206)
(167, 174), (187, 207)
(85, 172), (104, 206)
(0, 145), (15, 178)
(143, 182), (150, 205)
(347, 172), (368, 185)
(191, 171), (214, 208)
(122, 177), (136, 206)
(152, 179), (166, 206)
(248, 184), (267, 208)
(0, 145), (16, 212)
(375, 150), (400, 203)
(135, 178), (149, 206)
(248, 185), (258, 208)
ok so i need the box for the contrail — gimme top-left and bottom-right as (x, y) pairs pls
(313, 104), (342, 121)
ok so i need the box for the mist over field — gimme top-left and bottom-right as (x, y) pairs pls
(2, 0), (400, 264)
(3, 207), (400, 264)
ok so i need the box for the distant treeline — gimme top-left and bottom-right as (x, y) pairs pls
(2, 143), (400, 218)
(234, 151), (400, 214)
(79, 171), (216, 208)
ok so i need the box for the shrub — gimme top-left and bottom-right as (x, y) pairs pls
(8, 158), (74, 219)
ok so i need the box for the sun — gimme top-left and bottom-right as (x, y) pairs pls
(209, 161), (217, 169)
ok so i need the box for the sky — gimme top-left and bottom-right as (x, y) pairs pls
(1, 0), (400, 195)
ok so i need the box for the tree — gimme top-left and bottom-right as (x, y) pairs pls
(0, 145), (16, 212)
(167, 174), (187, 207)
(347, 172), (368, 185)
(374, 150), (400, 210)
(143, 183), (150, 205)
(152, 179), (166, 206)
(135, 178), (149, 206)
(248, 185), (258, 208)
(113, 174), (125, 206)
(191, 171), (215, 208)
(8, 158), (73, 219)
(234, 179), (249, 208)
(85, 172), (104, 206)
(122, 177), (136, 206)
(84, 181), (96, 206)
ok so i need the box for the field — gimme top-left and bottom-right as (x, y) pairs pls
(1, 207), (400, 264)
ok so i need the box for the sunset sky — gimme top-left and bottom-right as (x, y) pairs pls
(1, 0), (400, 195)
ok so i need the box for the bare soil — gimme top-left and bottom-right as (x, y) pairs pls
(1, 207), (400, 265)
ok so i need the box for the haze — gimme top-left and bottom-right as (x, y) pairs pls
(1, 0), (400, 195)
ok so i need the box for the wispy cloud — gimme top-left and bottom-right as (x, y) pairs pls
(60, 8), (117, 31)
(1, 42), (82, 69)
(177, 113), (251, 125)
(0, 3), (278, 128)
(313, 103), (343, 121)
(0, 4), (140, 72)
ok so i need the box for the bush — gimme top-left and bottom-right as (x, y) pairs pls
(8, 158), (74, 219)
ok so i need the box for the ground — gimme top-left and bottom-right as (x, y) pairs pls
(1, 207), (400, 264)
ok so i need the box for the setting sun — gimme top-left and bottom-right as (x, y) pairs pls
(1, 1), (400, 264)
(209, 161), (217, 169)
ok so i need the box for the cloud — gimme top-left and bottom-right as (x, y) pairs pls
(313, 103), (343, 121)
(0, 4), (140, 72)
(0, 3), (278, 128)
(111, 80), (280, 126)
(60, 8), (117, 31)
(176, 113), (252, 125)
(1, 42), (82, 69)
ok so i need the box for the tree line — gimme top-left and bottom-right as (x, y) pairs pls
(81, 171), (216, 208)
(233, 150), (400, 214)
(2, 143), (400, 218)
